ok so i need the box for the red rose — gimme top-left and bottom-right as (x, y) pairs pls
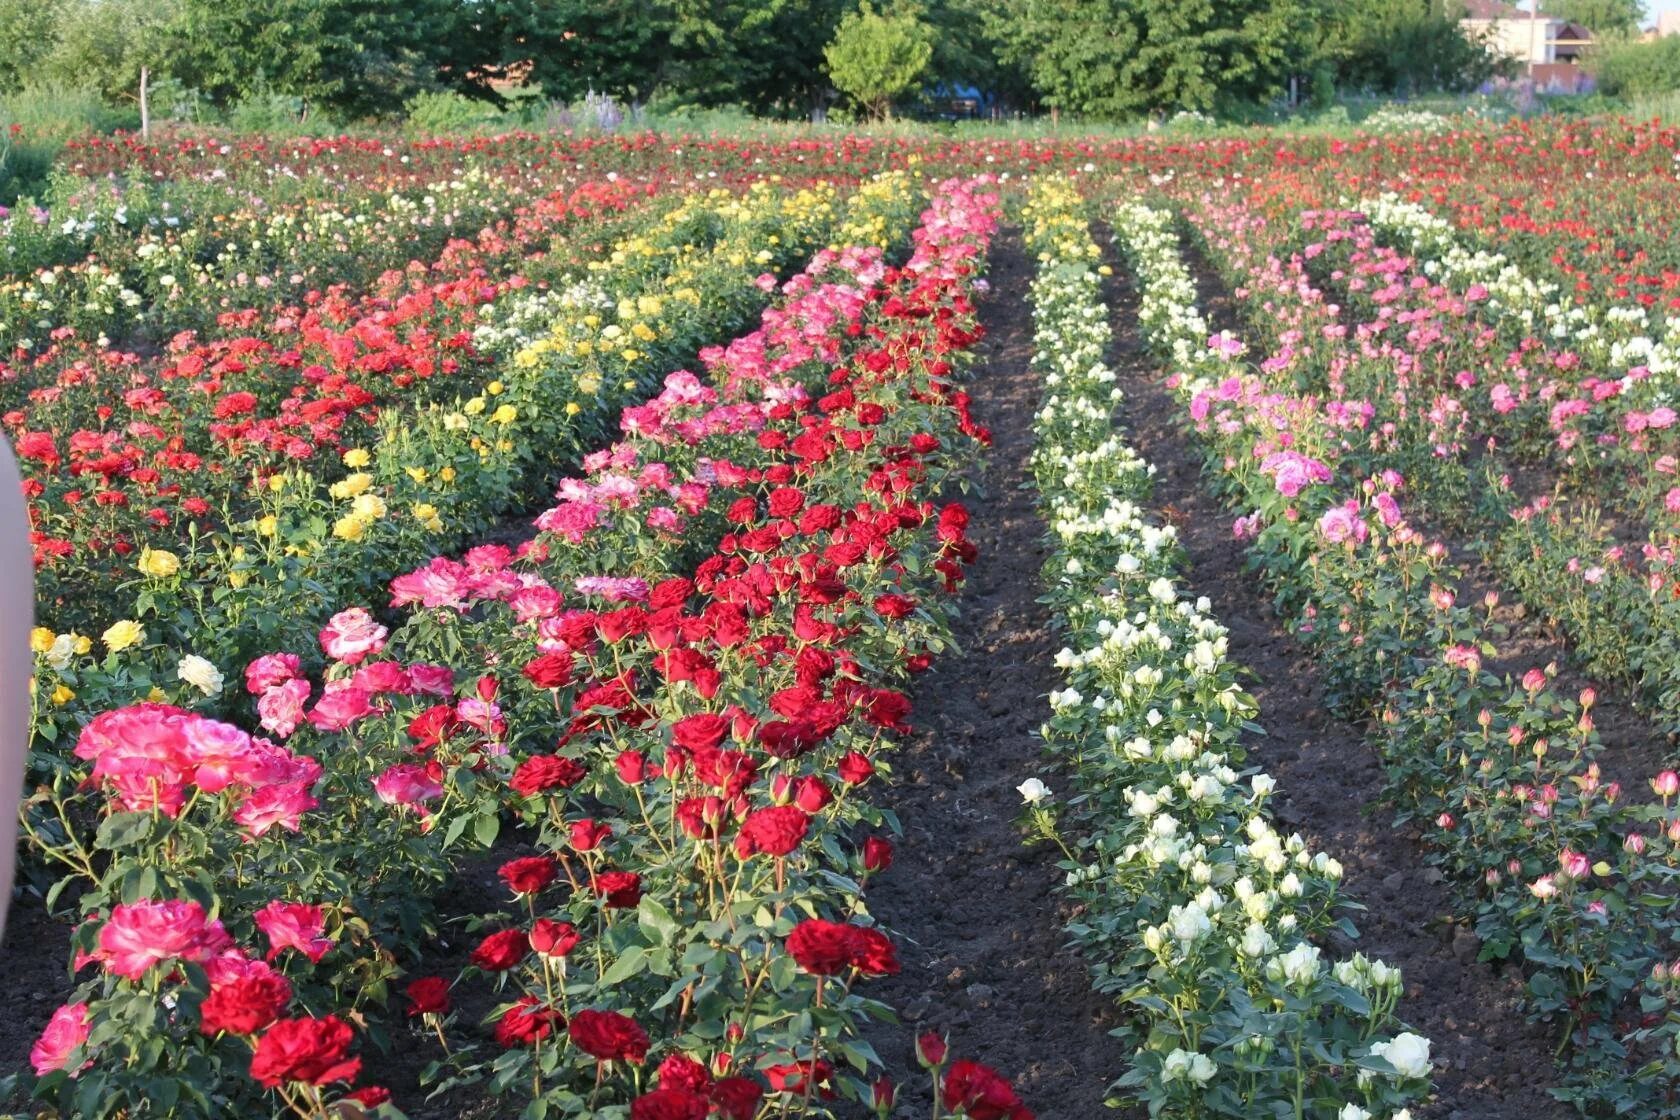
(510, 754), (586, 795)
(405, 976), (451, 1016)
(568, 1008), (650, 1063)
(657, 1054), (709, 1093)
(470, 929), (529, 972)
(676, 796), (728, 840)
(709, 1077), (765, 1120)
(596, 871), (643, 908)
(917, 1032), (948, 1067)
(740, 805), (809, 858)
(200, 971), (292, 1036)
(522, 653), (575, 690)
(494, 997), (563, 1048)
(792, 775), (832, 813)
(530, 918), (581, 958)
(764, 1058), (834, 1098)
(873, 594), (916, 619)
(498, 855), (558, 896)
(837, 751), (875, 785)
(648, 578), (694, 610)
(671, 713), (730, 752)
(630, 1088), (709, 1120)
(248, 1015), (361, 1088)
(943, 1059), (1032, 1120)
(851, 927), (900, 976)
(863, 836), (894, 873)
(344, 1086), (392, 1108)
(767, 487), (805, 518)
(784, 919), (860, 976)
(615, 749), (648, 785)
(570, 818), (612, 852)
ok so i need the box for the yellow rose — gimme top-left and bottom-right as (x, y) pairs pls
(102, 619), (145, 653)
(333, 514), (367, 541)
(30, 627), (54, 653)
(342, 447), (371, 468)
(439, 466), (457, 483)
(463, 397), (487, 416)
(565, 402), (581, 416)
(51, 684), (75, 706)
(492, 404), (517, 425)
(72, 634), (92, 655)
(229, 570), (250, 589)
(329, 472), (372, 500)
(405, 466), (429, 484)
(268, 474), (287, 492)
(486, 380), (504, 396)
(137, 548), (181, 578)
(257, 514), (278, 537)
(350, 493), (387, 520)
(147, 687), (168, 703)
(577, 372), (602, 395)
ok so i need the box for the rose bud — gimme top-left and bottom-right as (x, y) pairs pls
(916, 1032), (947, 1069)
(530, 918), (580, 959)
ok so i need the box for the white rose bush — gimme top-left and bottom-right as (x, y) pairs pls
(1019, 176), (1427, 1119)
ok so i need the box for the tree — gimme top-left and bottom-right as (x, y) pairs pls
(32, 0), (182, 106)
(1546, 0), (1644, 36)
(0, 0), (67, 92)
(1318, 0), (1501, 95)
(823, 2), (935, 120)
(988, 0), (1320, 119)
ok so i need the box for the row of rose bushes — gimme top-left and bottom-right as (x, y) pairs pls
(23, 177), (923, 776)
(1320, 196), (1680, 736)
(1115, 195), (1680, 1115)
(1020, 176), (1428, 1120)
(24, 175), (1036, 1120)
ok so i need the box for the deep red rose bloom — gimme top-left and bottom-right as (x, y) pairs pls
(917, 1032), (948, 1067)
(630, 1088), (709, 1120)
(767, 487), (805, 518)
(671, 712), (730, 752)
(657, 1054), (710, 1093)
(785, 919), (860, 976)
(248, 1015), (361, 1088)
(792, 774), (832, 813)
(873, 593), (916, 619)
(709, 1076), (765, 1120)
(344, 1086), (392, 1107)
(199, 971), (292, 1036)
(498, 855), (558, 896)
(568, 1008), (650, 1063)
(837, 751), (875, 785)
(851, 926), (900, 976)
(596, 870), (643, 908)
(863, 835), (894, 873)
(495, 997), (563, 1048)
(615, 749), (648, 785)
(764, 1058), (834, 1098)
(470, 928), (529, 972)
(740, 805), (809, 858)
(522, 653), (574, 690)
(570, 818), (612, 852)
(405, 976), (451, 1016)
(510, 754), (586, 795)
(943, 1059), (1032, 1120)
(530, 918), (581, 958)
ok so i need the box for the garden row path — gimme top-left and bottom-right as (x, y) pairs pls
(863, 230), (1134, 1117)
(1095, 229), (1570, 1120)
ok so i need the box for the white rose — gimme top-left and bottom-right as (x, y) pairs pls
(1017, 778), (1051, 804)
(177, 654), (225, 697)
(1338, 1106), (1372, 1120)
(1372, 1032), (1431, 1079)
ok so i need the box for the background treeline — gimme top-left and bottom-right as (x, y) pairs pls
(0, 0), (1514, 126)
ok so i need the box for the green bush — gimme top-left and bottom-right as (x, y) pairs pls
(404, 89), (505, 134)
(1591, 37), (1680, 98)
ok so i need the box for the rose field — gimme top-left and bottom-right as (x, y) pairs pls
(8, 118), (1680, 1120)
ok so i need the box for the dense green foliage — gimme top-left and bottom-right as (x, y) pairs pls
(1591, 35), (1680, 97)
(0, 0), (1538, 123)
(823, 2), (935, 119)
(1546, 0), (1645, 36)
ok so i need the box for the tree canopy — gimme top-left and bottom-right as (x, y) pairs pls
(0, 0), (1526, 122)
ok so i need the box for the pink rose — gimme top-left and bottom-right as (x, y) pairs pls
(318, 607), (387, 665)
(95, 900), (232, 979)
(255, 901), (335, 963)
(30, 1003), (91, 1076)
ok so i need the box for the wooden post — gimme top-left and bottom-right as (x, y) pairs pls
(0, 440), (33, 945)
(140, 65), (150, 140)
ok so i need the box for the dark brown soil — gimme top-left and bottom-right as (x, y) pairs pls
(0, 887), (75, 1093)
(1105, 233), (1572, 1120)
(862, 232), (1134, 1118)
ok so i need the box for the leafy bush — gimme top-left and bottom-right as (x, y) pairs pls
(1591, 36), (1680, 98)
(403, 89), (504, 134)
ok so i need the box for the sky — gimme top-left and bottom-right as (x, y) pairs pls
(1649, 0), (1680, 20)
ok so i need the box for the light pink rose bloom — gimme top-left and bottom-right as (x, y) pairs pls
(318, 607), (387, 665)
(254, 901), (334, 963)
(96, 900), (232, 979)
(31, 1003), (91, 1076)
